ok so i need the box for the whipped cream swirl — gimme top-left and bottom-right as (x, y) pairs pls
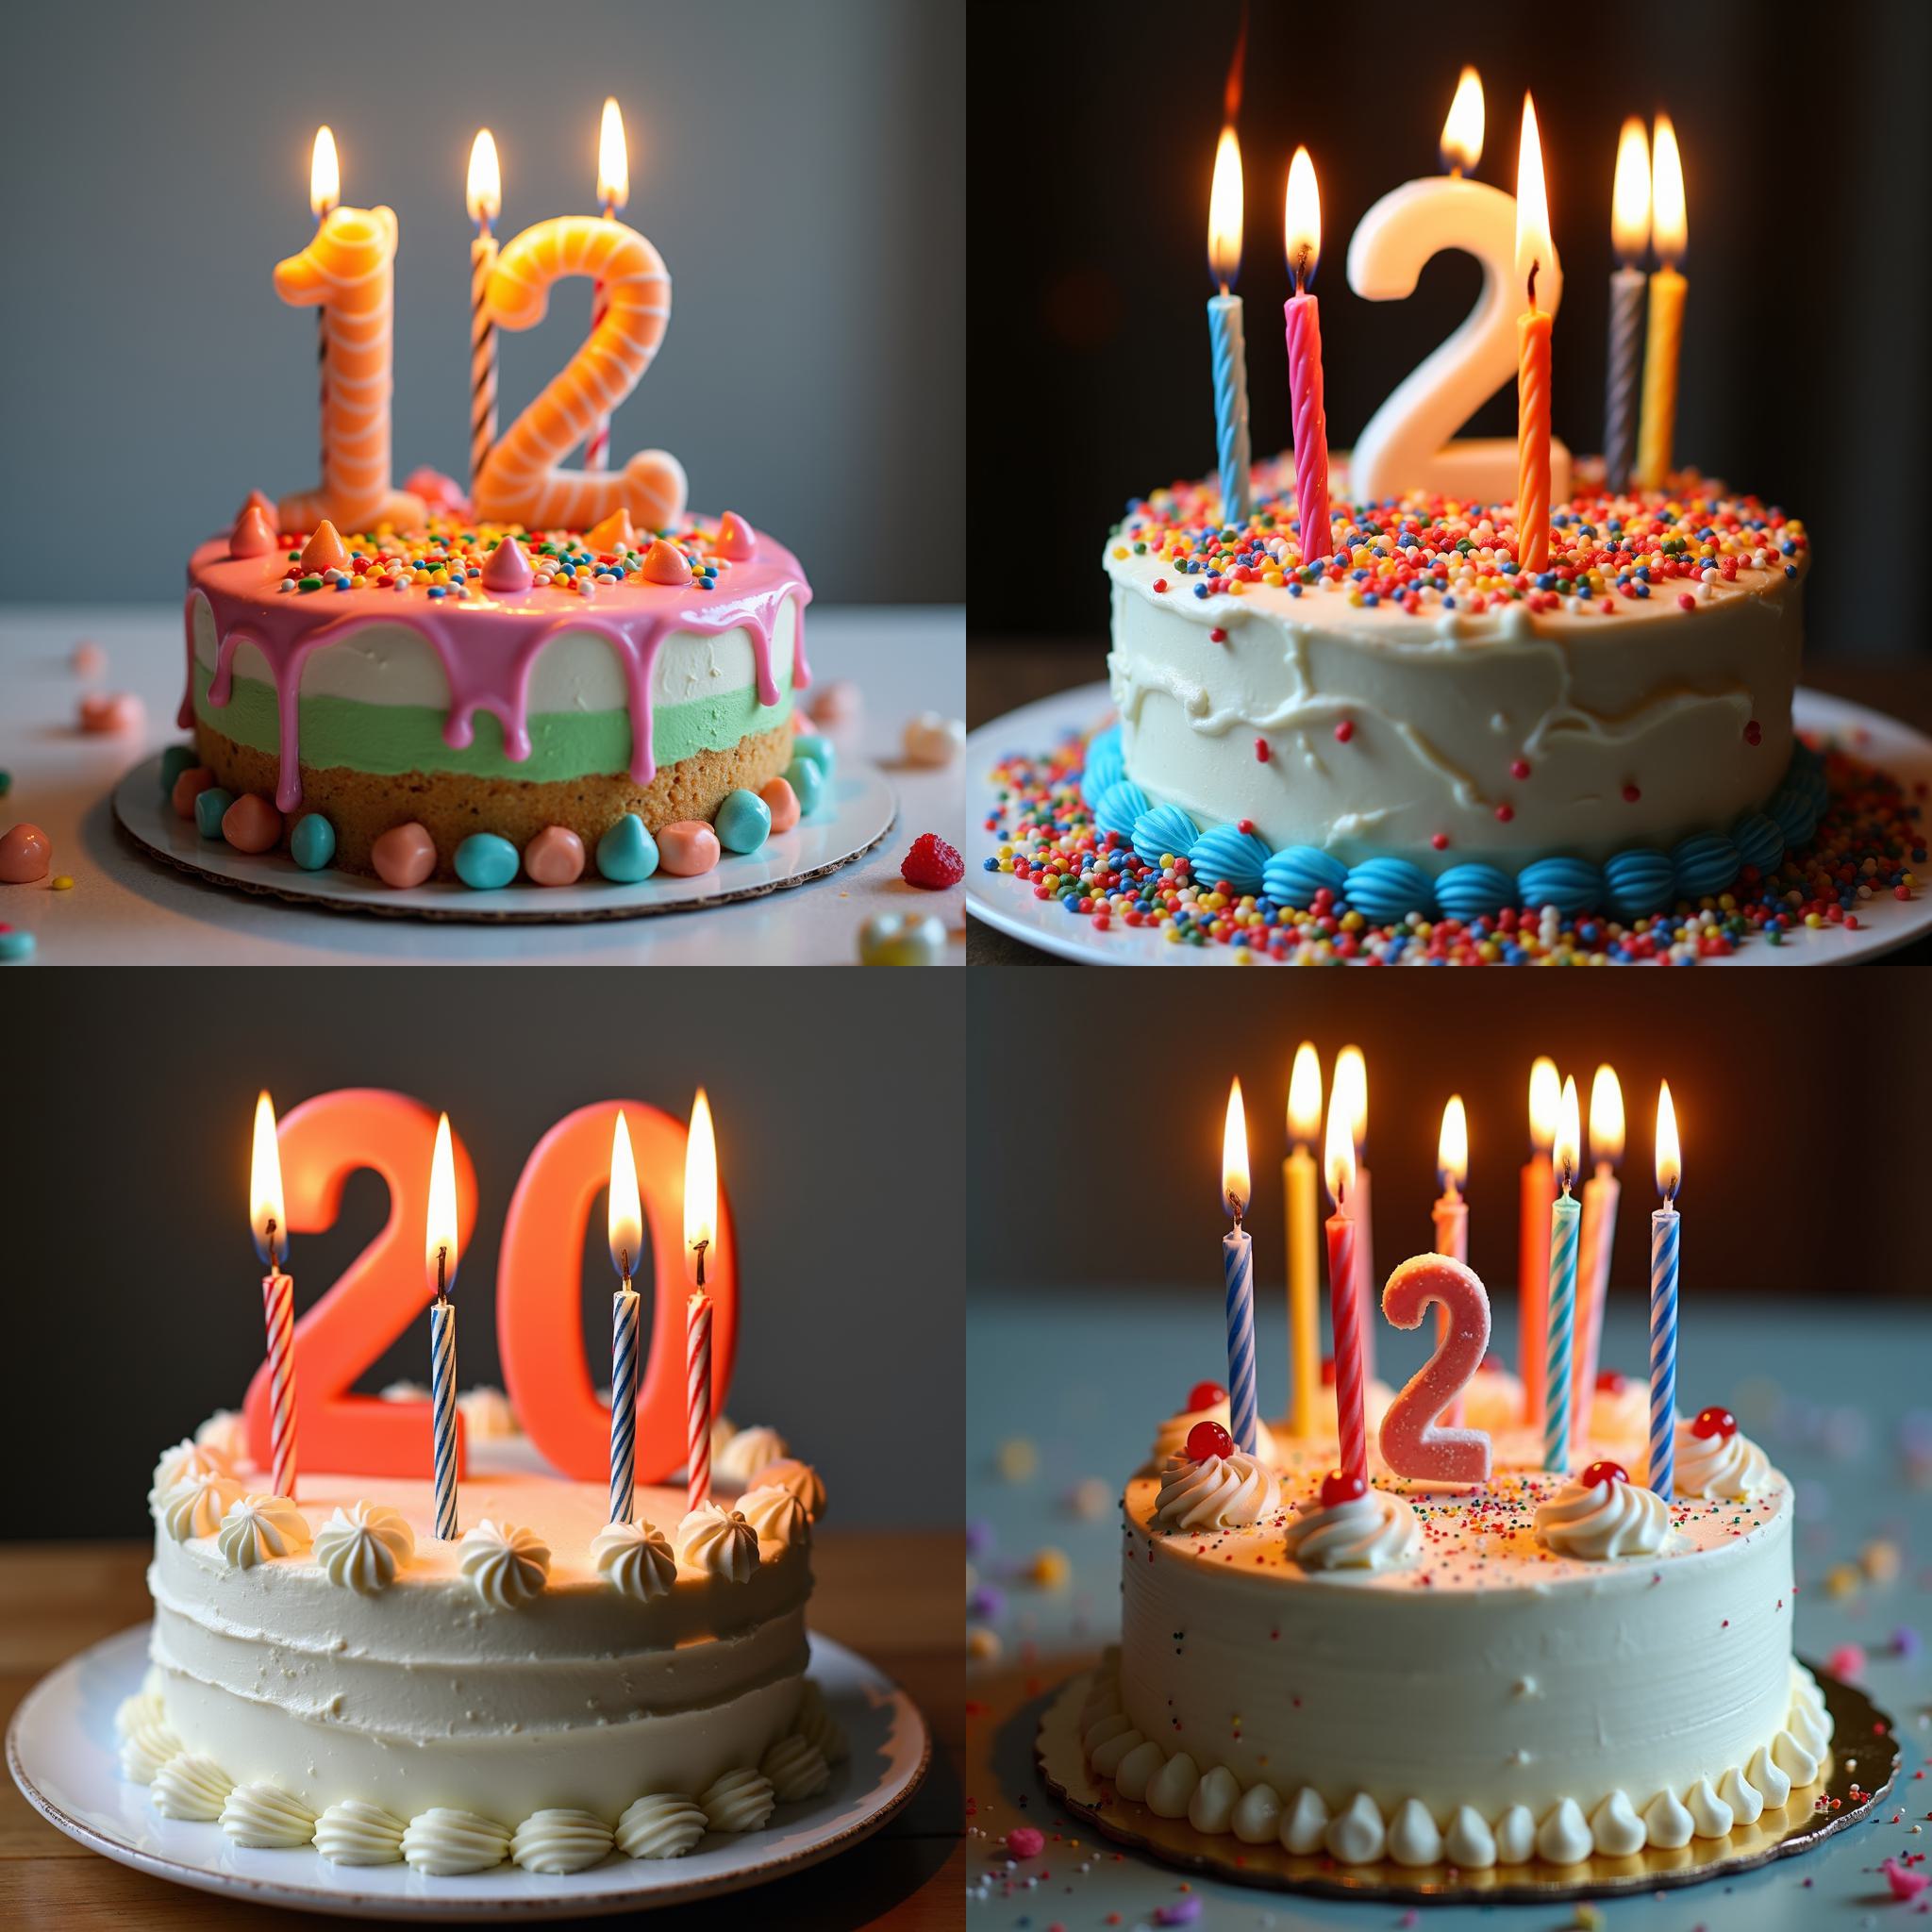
(1673, 1421), (1771, 1499)
(150, 1437), (236, 1508)
(740, 1483), (810, 1548)
(1535, 1473), (1671, 1559)
(1152, 1451), (1280, 1532)
(220, 1781), (317, 1848)
(509, 1808), (613, 1874)
(591, 1519), (677, 1601)
(676, 1501), (761, 1580)
(762, 1734), (831, 1801)
(217, 1493), (311, 1569)
(458, 1519), (551, 1608)
(717, 1424), (788, 1481)
(700, 1768), (775, 1833)
(314, 1501), (415, 1591)
(400, 1807), (510, 1875)
(194, 1410), (251, 1467)
(456, 1385), (519, 1441)
(159, 1472), (245, 1541)
(615, 1792), (707, 1859)
(313, 1799), (407, 1865)
(746, 1457), (826, 1521)
(1283, 1489), (1421, 1572)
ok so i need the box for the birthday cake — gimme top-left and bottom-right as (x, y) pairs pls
(125, 1416), (844, 1873)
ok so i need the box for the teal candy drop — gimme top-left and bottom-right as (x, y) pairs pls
(595, 813), (660, 883)
(290, 813), (337, 872)
(714, 789), (773, 855)
(455, 832), (520, 891)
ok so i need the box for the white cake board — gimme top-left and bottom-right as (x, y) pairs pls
(7, 1624), (929, 1921)
(967, 682), (1932, 966)
(112, 754), (895, 924)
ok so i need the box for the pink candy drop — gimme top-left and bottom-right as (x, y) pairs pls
(371, 823), (437, 889)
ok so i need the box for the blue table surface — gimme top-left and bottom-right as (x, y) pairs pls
(966, 1288), (1932, 1932)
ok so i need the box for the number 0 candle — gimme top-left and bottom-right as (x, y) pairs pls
(1282, 1043), (1322, 1437)
(684, 1089), (718, 1513)
(1282, 146), (1331, 566)
(1221, 1079), (1257, 1456)
(425, 1111), (460, 1541)
(607, 1110), (643, 1525)
(1514, 93), (1554, 575)
(1542, 1076), (1582, 1473)
(1206, 126), (1252, 526)
(249, 1091), (299, 1500)
(1649, 1083), (1681, 1497)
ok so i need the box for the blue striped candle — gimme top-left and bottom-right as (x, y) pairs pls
(609, 1285), (641, 1524)
(1208, 294), (1252, 526)
(1224, 1224), (1257, 1456)
(1648, 1203), (1679, 1496)
(1541, 1192), (1581, 1471)
(430, 1295), (458, 1541)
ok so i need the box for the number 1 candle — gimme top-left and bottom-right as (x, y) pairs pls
(684, 1089), (718, 1513)
(1519, 1057), (1558, 1426)
(425, 1111), (460, 1541)
(1635, 114), (1687, 491)
(1649, 1083), (1681, 1497)
(1605, 119), (1651, 494)
(608, 1110), (643, 1524)
(1323, 1094), (1366, 1486)
(1283, 1043), (1322, 1437)
(1282, 146), (1330, 566)
(1573, 1064), (1624, 1446)
(1514, 94), (1554, 575)
(1542, 1075), (1582, 1472)
(1206, 126), (1252, 526)
(250, 1091), (298, 1500)
(1221, 1079), (1257, 1456)
(1433, 1095), (1470, 1427)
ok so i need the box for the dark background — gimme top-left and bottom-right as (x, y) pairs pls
(0, 971), (963, 1540)
(966, 0), (1931, 658)
(966, 969), (1930, 1300)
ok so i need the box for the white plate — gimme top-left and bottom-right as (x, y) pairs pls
(967, 682), (1932, 966)
(8, 1624), (929, 1921)
(113, 755), (895, 924)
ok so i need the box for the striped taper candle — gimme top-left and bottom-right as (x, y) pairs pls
(261, 1267), (298, 1499)
(467, 131), (501, 492)
(1223, 1224), (1257, 1456)
(1207, 294), (1251, 526)
(609, 1285), (640, 1524)
(430, 1292), (458, 1541)
(309, 128), (338, 497)
(1283, 146), (1330, 564)
(686, 1288), (711, 1513)
(1605, 114), (1652, 495)
(1323, 1093), (1367, 1485)
(1648, 1203), (1679, 1497)
(1541, 1191), (1581, 1471)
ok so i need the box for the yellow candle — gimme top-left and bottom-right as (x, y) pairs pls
(1513, 93), (1553, 575)
(1282, 1043), (1322, 1437)
(1635, 113), (1688, 491)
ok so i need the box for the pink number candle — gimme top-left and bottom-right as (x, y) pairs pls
(1324, 1093), (1366, 1486)
(1282, 1043), (1322, 1437)
(1379, 1255), (1492, 1486)
(1573, 1065), (1624, 1447)
(425, 1112), (460, 1541)
(584, 98), (629, 476)
(1432, 1095), (1470, 1425)
(684, 1089), (718, 1513)
(1605, 118), (1650, 493)
(467, 131), (501, 493)
(1334, 1047), (1374, 1385)
(1519, 1057), (1559, 1426)
(249, 1091), (298, 1499)
(1282, 145), (1331, 567)
(1542, 1076), (1582, 1473)
(1514, 94), (1553, 575)
(1636, 115), (1687, 491)
(607, 1110), (642, 1524)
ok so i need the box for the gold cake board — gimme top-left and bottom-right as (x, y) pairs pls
(1036, 1661), (1899, 1904)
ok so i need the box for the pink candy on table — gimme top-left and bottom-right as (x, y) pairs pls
(1005, 1826), (1044, 1859)
(71, 641), (107, 678)
(808, 679), (862, 727)
(759, 776), (801, 833)
(657, 821), (721, 877)
(523, 824), (586, 887)
(1886, 1857), (1932, 1901)
(1827, 1641), (1866, 1680)
(0, 824), (52, 883)
(77, 691), (144, 735)
(371, 823), (437, 889)
(172, 767), (215, 818)
(221, 793), (283, 855)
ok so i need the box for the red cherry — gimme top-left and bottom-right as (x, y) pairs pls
(1320, 1468), (1367, 1508)
(1580, 1459), (1627, 1490)
(1186, 1380), (1228, 1412)
(1186, 1420), (1234, 1463)
(1691, 1405), (1738, 1441)
(1595, 1370), (1628, 1394)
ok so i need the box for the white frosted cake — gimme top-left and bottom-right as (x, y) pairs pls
(124, 1417), (843, 1874)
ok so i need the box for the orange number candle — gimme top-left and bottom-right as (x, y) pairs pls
(1514, 93), (1553, 575)
(475, 216), (687, 533)
(583, 97), (628, 476)
(1636, 114), (1687, 491)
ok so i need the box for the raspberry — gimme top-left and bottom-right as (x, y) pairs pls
(1185, 1420), (1233, 1462)
(900, 833), (963, 890)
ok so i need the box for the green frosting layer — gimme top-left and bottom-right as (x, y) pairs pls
(193, 660), (792, 782)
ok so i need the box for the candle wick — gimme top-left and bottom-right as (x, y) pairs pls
(691, 1237), (708, 1289)
(1527, 258), (1541, 309)
(436, 1242), (448, 1301)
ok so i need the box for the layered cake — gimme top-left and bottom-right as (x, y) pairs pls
(124, 1415), (845, 1874)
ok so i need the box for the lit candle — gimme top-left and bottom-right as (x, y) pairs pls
(1514, 93), (1554, 575)
(584, 98), (629, 476)
(1604, 118), (1651, 493)
(1433, 1095), (1470, 1427)
(309, 128), (338, 498)
(467, 130), (501, 495)
(1282, 1043), (1322, 1437)
(249, 1091), (298, 1500)
(1334, 1046), (1374, 1385)
(425, 1112), (459, 1541)
(1649, 1083), (1681, 1497)
(1542, 1075), (1582, 1473)
(1519, 1056), (1559, 1426)
(1221, 1079), (1257, 1456)
(607, 1110), (643, 1524)
(1282, 145), (1330, 567)
(684, 1088), (717, 1513)
(1206, 125), (1252, 525)
(1573, 1065), (1624, 1447)
(1635, 114), (1687, 491)
(1323, 1095), (1366, 1486)
(1442, 65), (1483, 177)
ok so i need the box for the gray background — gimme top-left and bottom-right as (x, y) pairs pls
(0, 0), (963, 605)
(0, 970), (963, 1538)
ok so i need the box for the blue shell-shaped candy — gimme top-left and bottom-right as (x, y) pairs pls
(1131, 803), (1200, 869)
(1094, 780), (1150, 841)
(1516, 856), (1605, 916)
(1344, 857), (1435, 924)
(1603, 848), (1675, 918)
(1261, 844), (1348, 909)
(1766, 782), (1818, 852)
(1081, 726), (1126, 807)
(1188, 824), (1272, 895)
(1432, 863), (1515, 923)
(1729, 810), (1785, 876)
(1672, 832), (1741, 900)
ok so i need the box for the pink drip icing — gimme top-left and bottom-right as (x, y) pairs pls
(181, 522), (811, 814)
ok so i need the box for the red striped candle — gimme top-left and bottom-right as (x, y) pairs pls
(686, 1289), (711, 1512)
(1324, 1098), (1366, 1485)
(1282, 147), (1331, 569)
(683, 1086), (718, 1514)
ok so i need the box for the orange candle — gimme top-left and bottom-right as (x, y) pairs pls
(1513, 94), (1553, 575)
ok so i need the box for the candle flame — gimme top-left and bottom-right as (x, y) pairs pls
(1651, 112), (1686, 266)
(309, 126), (340, 221)
(1334, 1045), (1367, 1146)
(1438, 1095), (1468, 1192)
(1514, 92), (1551, 305)
(1588, 1064), (1625, 1165)
(1222, 1077), (1251, 1217)
(1555, 1074), (1581, 1189)
(1655, 1081), (1681, 1200)
(425, 1112), (458, 1299)
(1208, 125), (1243, 291)
(597, 96), (629, 212)
(1610, 116), (1651, 265)
(250, 1090), (287, 1266)
(1441, 66), (1484, 175)
(1283, 145), (1321, 290)
(467, 128), (501, 227)
(1324, 1090), (1355, 1208)
(1528, 1056), (1560, 1153)
(608, 1110), (642, 1284)
(1287, 1041), (1323, 1144)
(683, 1089), (717, 1283)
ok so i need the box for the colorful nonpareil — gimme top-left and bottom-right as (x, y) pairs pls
(250, 1091), (298, 1500)
(1282, 146), (1330, 563)
(684, 1090), (717, 1513)
(607, 1110), (642, 1525)
(1519, 1057), (1558, 1424)
(1221, 1079), (1257, 1457)
(1206, 126), (1251, 525)
(1649, 1082), (1682, 1496)
(1514, 94), (1553, 575)
(1574, 1064), (1624, 1441)
(1283, 1043), (1322, 1437)
(1636, 114), (1687, 491)
(425, 1111), (460, 1541)
(1378, 1254), (1492, 1486)
(1605, 118), (1650, 493)
(1323, 1096), (1366, 1486)
(1542, 1074), (1583, 1472)
(467, 131), (501, 491)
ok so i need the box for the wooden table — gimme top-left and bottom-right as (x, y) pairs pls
(0, 1531), (962, 1930)
(969, 639), (1932, 965)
